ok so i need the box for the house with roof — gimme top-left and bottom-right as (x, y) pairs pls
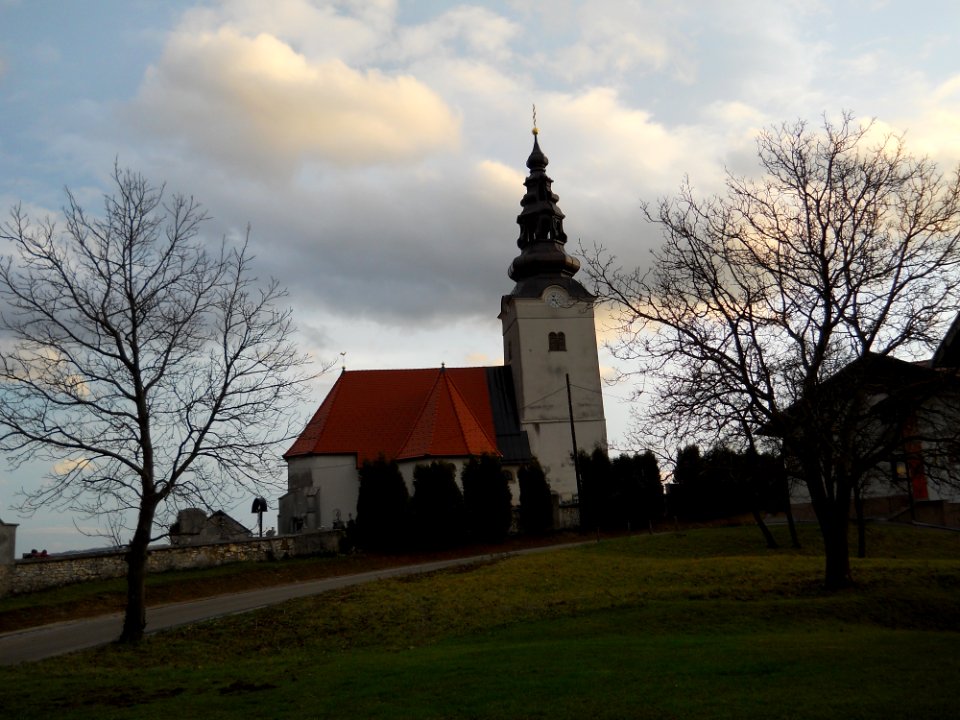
(169, 508), (252, 546)
(860, 323), (960, 525)
(771, 323), (960, 528)
(278, 130), (608, 533)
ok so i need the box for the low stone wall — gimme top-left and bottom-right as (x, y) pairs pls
(14, 552), (127, 595)
(0, 564), (10, 598)
(7, 530), (344, 597)
(0, 522), (15, 597)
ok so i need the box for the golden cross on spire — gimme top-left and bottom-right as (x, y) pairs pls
(532, 103), (539, 135)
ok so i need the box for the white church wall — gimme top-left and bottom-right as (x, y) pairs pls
(524, 418), (608, 499)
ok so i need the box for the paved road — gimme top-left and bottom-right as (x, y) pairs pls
(0, 543), (586, 665)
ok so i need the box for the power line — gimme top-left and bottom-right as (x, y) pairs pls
(519, 385), (568, 411)
(569, 382), (635, 403)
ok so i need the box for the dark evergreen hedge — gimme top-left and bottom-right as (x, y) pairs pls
(461, 454), (513, 543)
(518, 459), (553, 534)
(356, 455), (409, 551)
(578, 448), (664, 531)
(667, 444), (784, 522)
(410, 460), (465, 549)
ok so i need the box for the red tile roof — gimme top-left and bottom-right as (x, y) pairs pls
(284, 367), (500, 466)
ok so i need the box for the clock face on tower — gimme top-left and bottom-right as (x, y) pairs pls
(544, 288), (567, 308)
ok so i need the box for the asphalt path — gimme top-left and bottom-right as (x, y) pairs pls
(0, 542), (588, 665)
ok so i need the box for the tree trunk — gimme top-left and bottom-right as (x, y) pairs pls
(821, 498), (853, 590)
(800, 450), (853, 590)
(781, 474), (801, 549)
(119, 506), (155, 644)
(751, 507), (778, 548)
(853, 483), (867, 559)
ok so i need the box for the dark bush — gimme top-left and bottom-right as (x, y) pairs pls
(461, 454), (513, 543)
(667, 444), (784, 522)
(356, 455), (409, 551)
(577, 447), (613, 530)
(410, 460), (465, 549)
(579, 448), (664, 531)
(612, 450), (664, 529)
(518, 459), (553, 535)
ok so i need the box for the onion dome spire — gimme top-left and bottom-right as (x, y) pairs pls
(506, 123), (590, 299)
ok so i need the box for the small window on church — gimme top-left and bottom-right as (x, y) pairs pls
(549, 331), (566, 352)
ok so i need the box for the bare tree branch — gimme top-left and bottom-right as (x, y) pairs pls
(0, 166), (329, 642)
(584, 113), (960, 589)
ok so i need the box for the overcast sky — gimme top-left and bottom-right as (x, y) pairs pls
(3, 0), (960, 552)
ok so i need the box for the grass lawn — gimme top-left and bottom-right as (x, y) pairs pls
(0, 533), (585, 633)
(1, 523), (958, 719)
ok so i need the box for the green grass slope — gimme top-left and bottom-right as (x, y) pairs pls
(2, 524), (958, 719)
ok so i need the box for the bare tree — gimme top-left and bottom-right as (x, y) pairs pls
(586, 114), (960, 589)
(0, 167), (320, 642)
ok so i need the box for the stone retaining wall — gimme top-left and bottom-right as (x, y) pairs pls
(0, 522), (15, 597)
(6, 530), (344, 597)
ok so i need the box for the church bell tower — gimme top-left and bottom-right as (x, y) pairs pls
(499, 128), (607, 499)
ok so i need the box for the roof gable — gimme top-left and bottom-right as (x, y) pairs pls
(759, 352), (947, 438)
(397, 369), (499, 459)
(284, 367), (503, 466)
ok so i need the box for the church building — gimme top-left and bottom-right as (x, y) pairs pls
(278, 130), (607, 533)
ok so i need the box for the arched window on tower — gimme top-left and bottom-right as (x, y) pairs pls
(548, 332), (566, 352)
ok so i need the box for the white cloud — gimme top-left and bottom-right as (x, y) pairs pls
(932, 75), (960, 104)
(128, 26), (460, 177)
(394, 5), (520, 62)
(914, 76), (960, 163)
(513, 0), (696, 85)
(176, 0), (396, 63)
(476, 159), (523, 201)
(867, 74), (960, 167)
(527, 88), (729, 207)
(52, 457), (91, 476)
(566, 19), (674, 78)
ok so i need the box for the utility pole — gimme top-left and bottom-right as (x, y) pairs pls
(566, 373), (583, 504)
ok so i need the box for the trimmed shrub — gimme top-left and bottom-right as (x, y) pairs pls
(580, 448), (665, 530)
(356, 455), (409, 551)
(611, 450), (664, 529)
(577, 447), (613, 530)
(518, 459), (553, 534)
(461, 454), (513, 543)
(410, 461), (465, 549)
(668, 444), (784, 522)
